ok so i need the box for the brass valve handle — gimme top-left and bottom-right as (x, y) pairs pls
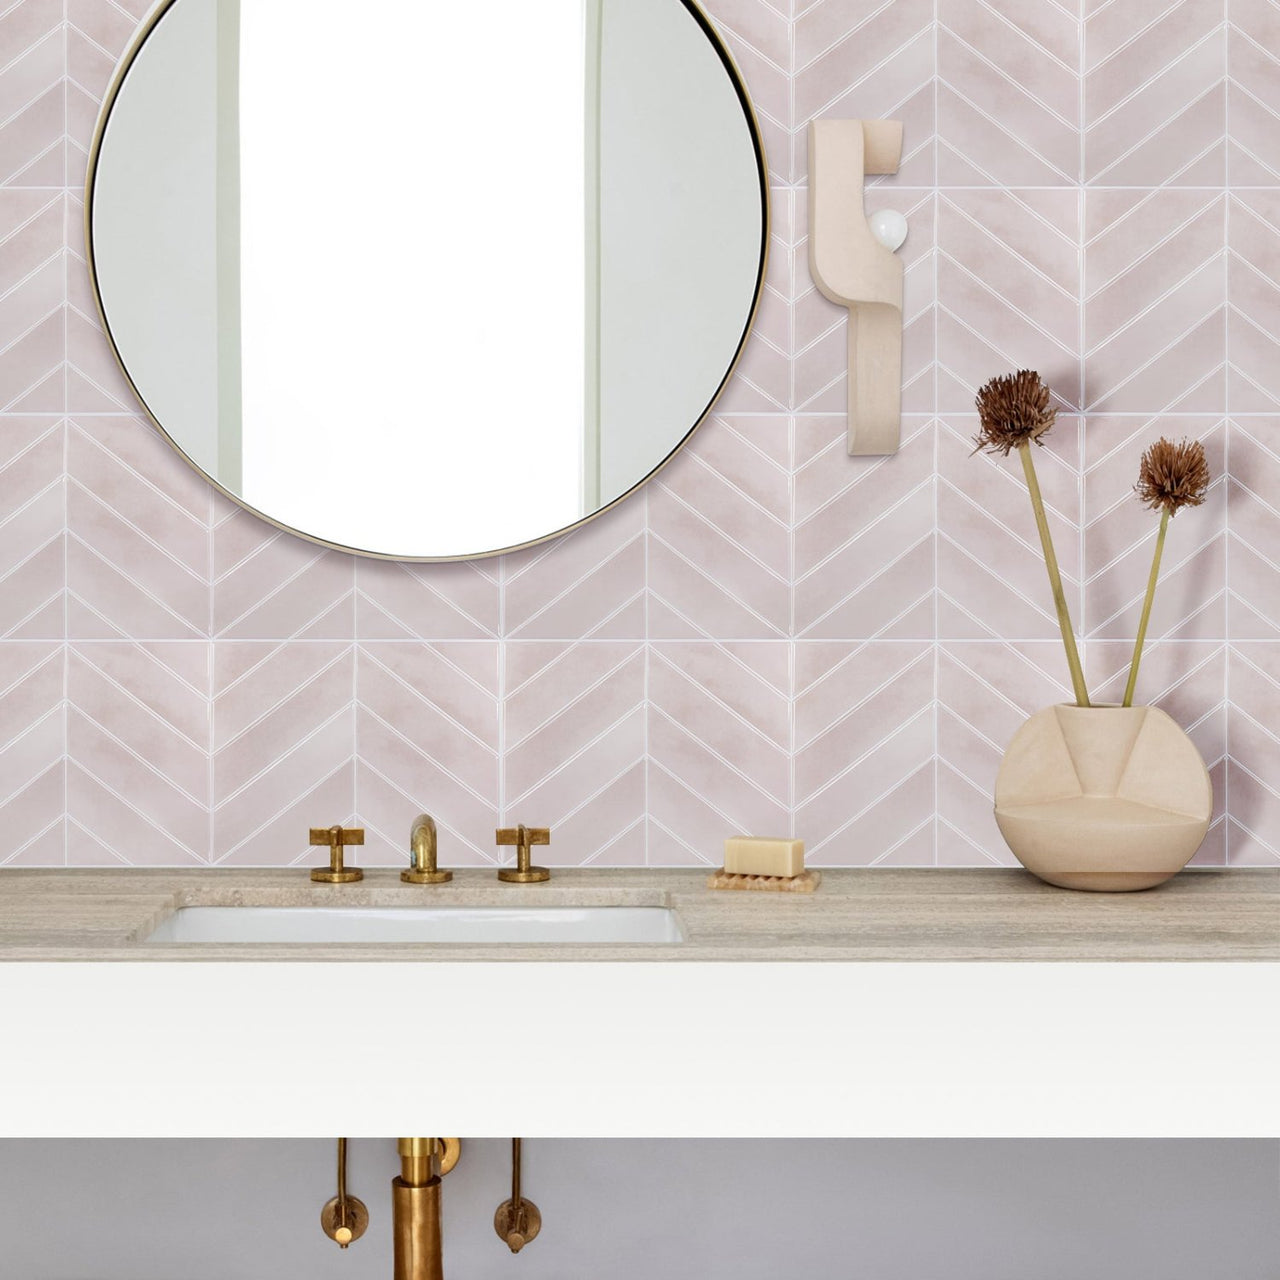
(496, 825), (551, 883)
(310, 824), (364, 884)
(494, 1138), (541, 1253)
(321, 1138), (369, 1248)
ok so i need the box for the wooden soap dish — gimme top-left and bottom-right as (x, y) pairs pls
(707, 869), (822, 894)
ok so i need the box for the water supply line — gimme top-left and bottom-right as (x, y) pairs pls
(494, 1138), (541, 1253)
(320, 1137), (368, 1248)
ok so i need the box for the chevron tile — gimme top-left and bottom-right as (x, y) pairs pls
(64, 192), (143, 413)
(794, 186), (935, 415)
(0, 417), (61, 638)
(939, 0), (1081, 186)
(503, 642), (645, 866)
(0, 189), (62, 413)
(5, 0), (1280, 870)
(66, 0), (141, 76)
(67, 641), (209, 864)
(937, 188), (1080, 412)
(1085, 0), (1226, 186)
(503, 496), (645, 640)
(1084, 189), (1226, 413)
(648, 641), (789, 864)
(1228, 0), (1280, 182)
(794, 0), (935, 186)
(213, 497), (355, 640)
(356, 643), (499, 867)
(67, 416), (212, 639)
(0, 641), (63, 865)
(1083, 416), (1226, 641)
(65, 0), (149, 187)
(1227, 419), (1280, 639)
(649, 414), (790, 639)
(1228, 192), (1280, 409)
(1086, 638), (1227, 863)
(1226, 644), (1280, 863)
(356, 558), (499, 641)
(212, 642), (354, 865)
(1087, 638), (1226, 749)
(716, 187), (791, 413)
(938, 414), (1082, 641)
(700, 0), (791, 186)
(66, 9), (118, 114)
(795, 639), (934, 865)
(936, 641), (1073, 865)
(0, 0), (63, 187)
(794, 415), (934, 640)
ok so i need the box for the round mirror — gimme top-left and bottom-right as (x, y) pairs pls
(86, 0), (767, 560)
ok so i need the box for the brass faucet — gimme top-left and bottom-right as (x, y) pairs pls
(309, 825), (364, 883)
(403, 814), (452, 884)
(496, 825), (551, 883)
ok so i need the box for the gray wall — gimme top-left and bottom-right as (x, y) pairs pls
(0, 1140), (1276, 1280)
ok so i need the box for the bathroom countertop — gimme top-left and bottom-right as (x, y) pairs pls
(0, 867), (1275, 961)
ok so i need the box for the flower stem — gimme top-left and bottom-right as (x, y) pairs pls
(1019, 444), (1090, 707)
(1123, 506), (1169, 708)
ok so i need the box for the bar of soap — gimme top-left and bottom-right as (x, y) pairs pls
(723, 835), (805, 879)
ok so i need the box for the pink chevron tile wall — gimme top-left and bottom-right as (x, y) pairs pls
(1, 0), (1277, 869)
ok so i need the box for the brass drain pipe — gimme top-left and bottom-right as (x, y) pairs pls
(393, 1138), (444, 1280)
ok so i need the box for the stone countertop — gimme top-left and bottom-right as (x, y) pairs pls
(0, 867), (1275, 961)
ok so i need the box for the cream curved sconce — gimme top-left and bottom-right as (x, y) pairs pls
(808, 119), (907, 455)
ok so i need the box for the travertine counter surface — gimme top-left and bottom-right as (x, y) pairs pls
(0, 868), (1275, 960)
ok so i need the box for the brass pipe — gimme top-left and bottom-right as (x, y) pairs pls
(393, 1139), (443, 1280)
(337, 1137), (349, 1232)
(398, 1136), (438, 1185)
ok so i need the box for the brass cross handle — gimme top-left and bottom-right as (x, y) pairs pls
(310, 824), (365, 884)
(496, 825), (550, 883)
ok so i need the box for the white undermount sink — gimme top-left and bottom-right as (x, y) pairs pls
(142, 905), (684, 945)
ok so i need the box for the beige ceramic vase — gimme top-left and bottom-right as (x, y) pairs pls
(994, 704), (1212, 892)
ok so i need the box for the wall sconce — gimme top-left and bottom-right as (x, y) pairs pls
(807, 119), (907, 456)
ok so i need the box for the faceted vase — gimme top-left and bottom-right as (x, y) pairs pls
(994, 704), (1212, 892)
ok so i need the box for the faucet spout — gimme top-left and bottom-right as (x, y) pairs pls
(403, 813), (452, 884)
(393, 1139), (444, 1280)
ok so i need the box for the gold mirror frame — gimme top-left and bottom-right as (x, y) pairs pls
(84, 0), (770, 563)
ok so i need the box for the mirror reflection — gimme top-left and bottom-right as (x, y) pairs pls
(89, 0), (766, 558)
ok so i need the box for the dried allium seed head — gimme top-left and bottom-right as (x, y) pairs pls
(972, 370), (1057, 456)
(1135, 437), (1211, 515)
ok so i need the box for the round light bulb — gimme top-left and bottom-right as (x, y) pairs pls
(868, 209), (908, 252)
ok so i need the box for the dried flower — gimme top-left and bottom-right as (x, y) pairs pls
(1123, 435), (1211, 706)
(969, 369), (1088, 706)
(1135, 437), (1210, 515)
(972, 370), (1058, 456)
